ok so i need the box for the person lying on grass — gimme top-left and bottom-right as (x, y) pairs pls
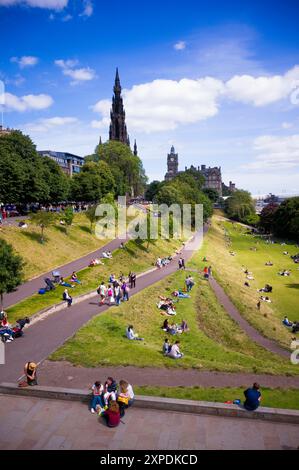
(172, 290), (190, 299)
(265, 261), (273, 266)
(282, 316), (293, 327)
(278, 269), (291, 276)
(260, 296), (272, 303)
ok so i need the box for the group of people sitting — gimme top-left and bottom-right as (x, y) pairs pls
(0, 312), (30, 343)
(90, 377), (134, 427)
(282, 316), (299, 333)
(162, 318), (189, 335)
(157, 297), (177, 316)
(156, 256), (172, 269)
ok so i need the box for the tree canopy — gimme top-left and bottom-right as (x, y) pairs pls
(0, 239), (24, 308)
(224, 190), (256, 224)
(87, 141), (147, 196)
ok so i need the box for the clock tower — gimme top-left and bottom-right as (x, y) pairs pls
(165, 145), (179, 181)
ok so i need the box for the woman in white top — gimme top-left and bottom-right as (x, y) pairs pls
(118, 380), (135, 407)
(168, 340), (183, 359)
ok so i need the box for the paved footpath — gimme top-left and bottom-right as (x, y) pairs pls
(3, 236), (127, 308)
(1, 394), (298, 450)
(38, 360), (299, 389)
(0, 232), (203, 384)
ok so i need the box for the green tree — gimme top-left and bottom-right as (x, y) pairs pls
(145, 180), (163, 201)
(41, 157), (70, 203)
(85, 205), (98, 233)
(62, 207), (74, 233)
(0, 239), (24, 309)
(29, 211), (57, 243)
(272, 197), (299, 241)
(70, 161), (115, 203)
(259, 203), (279, 233)
(203, 188), (219, 203)
(224, 190), (256, 223)
(0, 131), (49, 204)
(87, 140), (147, 196)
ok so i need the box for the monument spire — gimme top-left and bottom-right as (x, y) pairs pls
(109, 68), (129, 145)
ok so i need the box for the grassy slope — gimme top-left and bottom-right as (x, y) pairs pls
(50, 246), (299, 376)
(6, 237), (182, 324)
(0, 213), (108, 280)
(204, 215), (299, 348)
(135, 386), (299, 411)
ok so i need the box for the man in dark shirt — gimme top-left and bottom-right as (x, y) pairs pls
(244, 382), (261, 411)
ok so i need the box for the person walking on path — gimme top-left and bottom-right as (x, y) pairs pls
(63, 289), (72, 307)
(129, 272), (136, 289)
(98, 282), (107, 305)
(178, 258), (185, 270)
(122, 281), (129, 301)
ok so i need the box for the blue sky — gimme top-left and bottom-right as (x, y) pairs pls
(0, 0), (299, 195)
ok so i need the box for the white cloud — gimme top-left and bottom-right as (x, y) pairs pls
(0, 0), (68, 9)
(10, 56), (39, 68)
(92, 77), (225, 133)
(242, 134), (299, 171)
(91, 66), (299, 133)
(55, 59), (96, 84)
(61, 13), (72, 21)
(24, 116), (78, 132)
(174, 41), (186, 51)
(3, 92), (53, 111)
(282, 122), (293, 129)
(80, 0), (93, 17)
(225, 66), (299, 106)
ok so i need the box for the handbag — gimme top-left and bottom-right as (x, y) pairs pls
(117, 395), (129, 406)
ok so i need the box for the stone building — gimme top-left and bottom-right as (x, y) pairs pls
(164, 145), (235, 196)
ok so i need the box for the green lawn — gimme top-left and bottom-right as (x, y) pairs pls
(6, 237), (182, 324)
(50, 248), (299, 376)
(202, 215), (299, 348)
(135, 386), (299, 411)
(0, 213), (108, 280)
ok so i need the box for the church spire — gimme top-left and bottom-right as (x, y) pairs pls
(109, 68), (129, 145)
(134, 139), (138, 156)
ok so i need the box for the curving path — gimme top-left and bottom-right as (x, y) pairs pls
(3, 236), (129, 308)
(0, 231), (203, 383)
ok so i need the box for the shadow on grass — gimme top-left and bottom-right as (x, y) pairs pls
(286, 284), (299, 289)
(78, 225), (92, 235)
(54, 225), (67, 235)
(20, 231), (46, 244)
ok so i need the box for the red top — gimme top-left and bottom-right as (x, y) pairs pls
(104, 409), (120, 427)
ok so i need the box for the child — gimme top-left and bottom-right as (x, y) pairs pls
(103, 401), (120, 427)
(90, 381), (104, 414)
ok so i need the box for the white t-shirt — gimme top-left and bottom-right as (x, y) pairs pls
(127, 384), (134, 399)
(169, 344), (180, 357)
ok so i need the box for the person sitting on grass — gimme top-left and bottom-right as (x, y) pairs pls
(126, 325), (144, 341)
(265, 261), (273, 266)
(282, 316), (293, 327)
(258, 284), (272, 293)
(168, 340), (184, 359)
(162, 318), (170, 331)
(71, 271), (81, 284)
(90, 381), (104, 414)
(291, 321), (299, 334)
(180, 320), (189, 332)
(103, 401), (120, 428)
(63, 289), (72, 307)
(243, 383), (261, 411)
(163, 338), (171, 355)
